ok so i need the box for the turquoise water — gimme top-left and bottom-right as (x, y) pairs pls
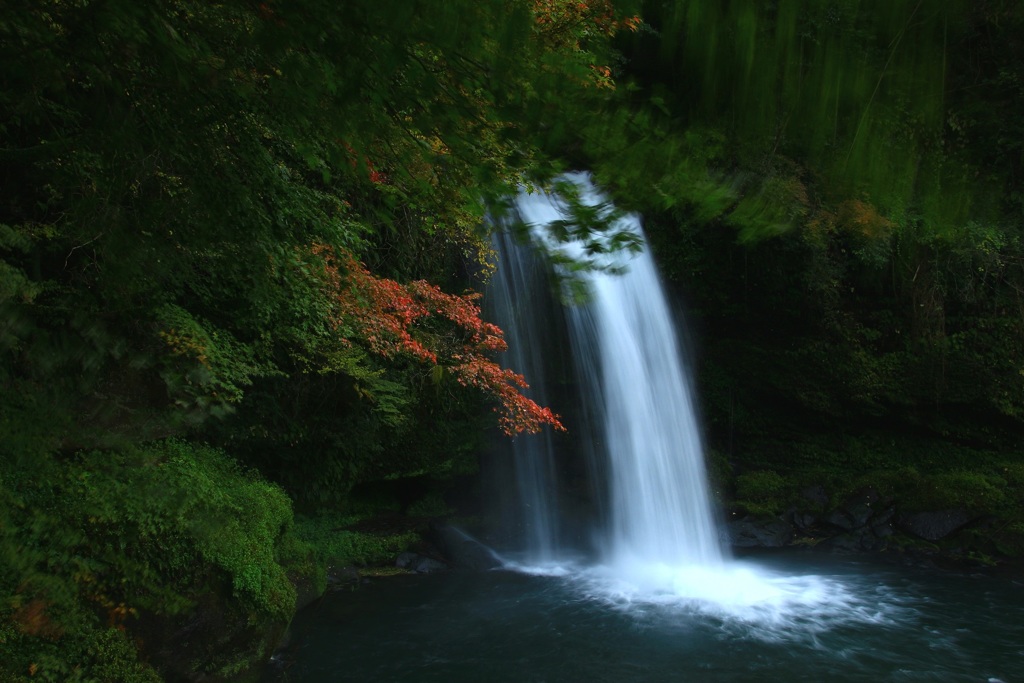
(264, 552), (1023, 682)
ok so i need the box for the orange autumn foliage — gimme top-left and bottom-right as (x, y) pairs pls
(313, 245), (564, 436)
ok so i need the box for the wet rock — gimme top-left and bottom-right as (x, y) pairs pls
(395, 551), (419, 569)
(326, 566), (360, 588)
(396, 552), (448, 573)
(855, 486), (882, 506)
(800, 485), (829, 508)
(870, 507), (895, 540)
(824, 508), (857, 532)
(431, 523), (504, 570)
(411, 557), (448, 573)
(819, 532), (866, 553)
(727, 518), (794, 548)
(131, 587), (287, 683)
(873, 506), (895, 525)
(851, 502), (877, 528)
(293, 573), (324, 612)
(792, 511), (819, 532)
(820, 526), (891, 553)
(871, 519), (894, 539)
(825, 487), (885, 532)
(897, 509), (973, 541)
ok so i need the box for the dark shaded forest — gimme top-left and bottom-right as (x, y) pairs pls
(2, 1), (1023, 680)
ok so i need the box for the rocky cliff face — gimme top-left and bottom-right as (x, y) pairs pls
(723, 484), (1010, 567)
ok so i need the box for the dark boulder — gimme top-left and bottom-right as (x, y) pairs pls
(130, 579), (288, 682)
(396, 551), (448, 573)
(896, 509), (973, 541)
(727, 517), (794, 548)
(824, 487), (885, 532)
(800, 485), (829, 508)
(791, 511), (820, 532)
(819, 526), (891, 553)
(819, 531), (869, 553)
(870, 507), (896, 540)
(824, 508), (858, 532)
(430, 523), (504, 570)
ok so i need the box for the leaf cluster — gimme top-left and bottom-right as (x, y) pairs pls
(0, 440), (300, 680)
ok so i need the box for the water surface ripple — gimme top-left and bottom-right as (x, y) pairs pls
(267, 553), (1023, 683)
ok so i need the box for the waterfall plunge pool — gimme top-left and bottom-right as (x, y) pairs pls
(265, 177), (1022, 681)
(264, 552), (1022, 682)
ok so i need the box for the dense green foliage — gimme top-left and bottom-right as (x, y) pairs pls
(4, 0), (1024, 677)
(612, 0), (1024, 555)
(0, 0), (638, 678)
(618, 0), (1024, 425)
(0, 440), (298, 681)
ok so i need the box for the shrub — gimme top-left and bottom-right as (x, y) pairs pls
(0, 439), (299, 681)
(292, 512), (419, 568)
(734, 469), (790, 516)
(904, 470), (1008, 512)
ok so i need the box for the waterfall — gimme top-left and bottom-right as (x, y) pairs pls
(491, 173), (726, 574)
(485, 230), (562, 562)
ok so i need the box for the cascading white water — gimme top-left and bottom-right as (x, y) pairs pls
(491, 174), (865, 619)
(507, 172), (726, 574)
(485, 230), (561, 562)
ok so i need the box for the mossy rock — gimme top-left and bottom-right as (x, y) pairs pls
(292, 511), (420, 568)
(0, 624), (162, 683)
(902, 471), (1008, 513)
(992, 521), (1024, 557)
(1, 440), (303, 683)
(734, 469), (791, 516)
(130, 577), (289, 682)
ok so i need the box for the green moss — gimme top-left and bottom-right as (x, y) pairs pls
(723, 428), (1024, 560)
(342, 487), (403, 516)
(292, 512), (418, 568)
(91, 440), (298, 620)
(903, 470), (1009, 512)
(704, 449), (734, 503)
(148, 440), (297, 619)
(734, 469), (790, 516)
(998, 461), (1024, 488)
(360, 566), (414, 577)
(277, 532), (326, 598)
(887, 533), (940, 554)
(991, 521), (1024, 557)
(1, 439), (302, 681)
(406, 491), (452, 518)
(859, 466), (920, 497)
(86, 629), (164, 683)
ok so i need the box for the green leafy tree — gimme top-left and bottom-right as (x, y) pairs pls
(1, 0), (642, 677)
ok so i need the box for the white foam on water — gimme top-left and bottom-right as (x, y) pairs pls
(499, 561), (576, 578)
(505, 557), (905, 644)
